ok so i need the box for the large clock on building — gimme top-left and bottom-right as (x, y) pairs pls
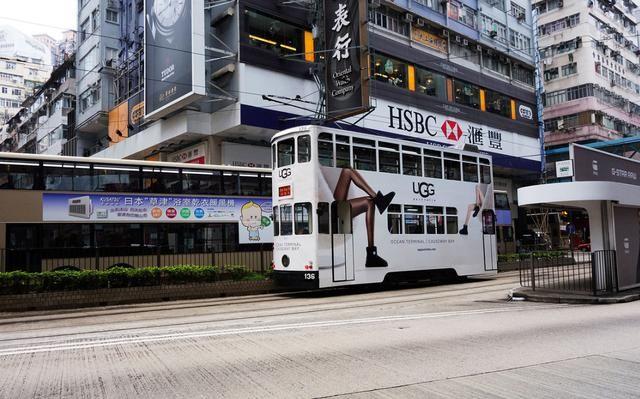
(147, 0), (187, 43)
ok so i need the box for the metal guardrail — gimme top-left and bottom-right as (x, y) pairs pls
(519, 249), (618, 296)
(0, 245), (273, 274)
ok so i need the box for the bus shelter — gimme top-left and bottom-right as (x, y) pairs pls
(518, 144), (640, 292)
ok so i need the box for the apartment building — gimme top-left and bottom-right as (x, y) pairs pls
(536, 0), (640, 150)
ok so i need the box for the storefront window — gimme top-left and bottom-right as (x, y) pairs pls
(454, 80), (480, 109)
(371, 54), (408, 88)
(415, 67), (446, 98)
(244, 8), (304, 59)
(485, 89), (512, 118)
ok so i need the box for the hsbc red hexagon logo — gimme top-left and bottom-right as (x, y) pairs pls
(441, 120), (463, 141)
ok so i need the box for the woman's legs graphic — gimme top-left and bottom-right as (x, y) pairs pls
(459, 185), (485, 235)
(333, 168), (394, 267)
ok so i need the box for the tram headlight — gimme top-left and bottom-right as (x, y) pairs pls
(282, 255), (290, 268)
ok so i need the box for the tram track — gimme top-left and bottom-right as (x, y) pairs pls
(0, 276), (529, 346)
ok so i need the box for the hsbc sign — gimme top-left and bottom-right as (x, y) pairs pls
(386, 105), (510, 152)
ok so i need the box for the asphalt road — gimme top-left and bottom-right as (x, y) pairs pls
(1, 272), (640, 398)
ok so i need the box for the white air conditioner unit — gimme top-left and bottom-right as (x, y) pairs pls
(463, 38), (469, 46)
(442, 29), (449, 37)
(416, 18), (425, 27)
(405, 13), (414, 23)
(370, 0), (381, 7)
(455, 35), (462, 43)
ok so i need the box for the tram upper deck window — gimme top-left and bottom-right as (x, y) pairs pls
(336, 135), (351, 168)
(353, 138), (376, 171)
(480, 158), (491, 184)
(297, 135), (311, 163)
(318, 133), (334, 167)
(424, 149), (443, 179)
(280, 204), (293, 236)
(239, 173), (261, 196)
(402, 146), (422, 176)
(443, 152), (461, 181)
(462, 156), (479, 183)
(142, 167), (181, 193)
(43, 162), (92, 191)
(378, 142), (400, 174)
(0, 159), (38, 189)
(94, 165), (140, 192)
(272, 144), (276, 169)
(277, 138), (295, 167)
(182, 169), (222, 195)
(223, 172), (239, 195)
(294, 203), (312, 235)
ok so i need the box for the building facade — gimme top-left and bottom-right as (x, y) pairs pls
(93, 0), (540, 252)
(536, 0), (640, 151)
(74, 0), (121, 156)
(0, 26), (51, 125)
(0, 56), (76, 155)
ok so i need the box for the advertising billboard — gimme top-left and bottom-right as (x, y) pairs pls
(43, 193), (273, 244)
(144, 0), (206, 120)
(324, 0), (369, 120)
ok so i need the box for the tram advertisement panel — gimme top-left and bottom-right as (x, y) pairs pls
(42, 193), (273, 244)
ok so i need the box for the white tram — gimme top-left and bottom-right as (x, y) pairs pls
(271, 125), (497, 289)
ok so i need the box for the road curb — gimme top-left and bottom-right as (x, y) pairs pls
(510, 287), (640, 304)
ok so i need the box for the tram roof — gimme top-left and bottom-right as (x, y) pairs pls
(271, 125), (493, 161)
(0, 152), (271, 173)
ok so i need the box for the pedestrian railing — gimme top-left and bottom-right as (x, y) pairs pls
(519, 249), (618, 296)
(0, 245), (273, 274)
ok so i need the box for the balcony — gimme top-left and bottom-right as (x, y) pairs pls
(544, 125), (624, 147)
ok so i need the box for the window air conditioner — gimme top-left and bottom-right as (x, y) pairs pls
(405, 13), (414, 23)
(416, 18), (425, 27)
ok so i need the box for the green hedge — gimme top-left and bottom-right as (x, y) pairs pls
(0, 265), (266, 295)
(498, 250), (568, 263)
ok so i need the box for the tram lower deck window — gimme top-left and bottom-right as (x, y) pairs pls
(273, 206), (280, 236)
(446, 207), (459, 234)
(387, 204), (402, 234)
(404, 205), (424, 234)
(280, 205), (293, 235)
(294, 203), (312, 235)
(317, 202), (330, 234)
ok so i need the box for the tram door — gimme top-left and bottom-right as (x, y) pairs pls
(331, 201), (355, 282)
(482, 210), (498, 271)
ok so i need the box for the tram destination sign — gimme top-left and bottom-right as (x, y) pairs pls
(571, 144), (640, 186)
(324, 0), (369, 120)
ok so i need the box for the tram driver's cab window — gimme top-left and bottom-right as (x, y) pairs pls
(294, 203), (312, 235)
(318, 133), (334, 167)
(277, 138), (295, 167)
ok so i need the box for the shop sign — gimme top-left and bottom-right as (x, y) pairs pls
(42, 193), (273, 244)
(221, 142), (270, 168)
(169, 142), (207, 164)
(324, 0), (369, 120)
(572, 144), (640, 186)
(411, 26), (447, 54)
(555, 160), (573, 178)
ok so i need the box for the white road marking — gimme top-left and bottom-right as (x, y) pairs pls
(0, 304), (569, 356)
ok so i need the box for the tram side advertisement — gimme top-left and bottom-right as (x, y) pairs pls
(42, 193), (273, 244)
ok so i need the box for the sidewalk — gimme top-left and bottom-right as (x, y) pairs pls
(511, 287), (640, 304)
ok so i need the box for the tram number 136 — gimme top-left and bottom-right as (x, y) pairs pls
(304, 273), (316, 280)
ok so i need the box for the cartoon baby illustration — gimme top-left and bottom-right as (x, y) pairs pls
(240, 201), (263, 241)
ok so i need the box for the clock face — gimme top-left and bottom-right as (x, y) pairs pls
(153, 0), (186, 29)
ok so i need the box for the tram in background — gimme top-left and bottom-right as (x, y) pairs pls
(271, 125), (497, 289)
(0, 153), (273, 272)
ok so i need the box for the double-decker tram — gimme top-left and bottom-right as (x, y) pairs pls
(271, 125), (497, 289)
